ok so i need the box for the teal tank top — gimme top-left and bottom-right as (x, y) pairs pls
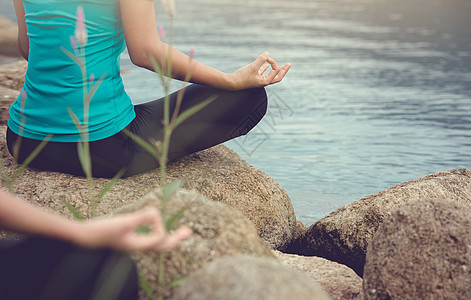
(8, 0), (136, 142)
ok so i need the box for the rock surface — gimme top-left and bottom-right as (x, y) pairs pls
(0, 16), (19, 59)
(0, 61), (27, 125)
(120, 189), (274, 300)
(0, 86), (20, 126)
(273, 250), (362, 300)
(363, 198), (471, 300)
(287, 169), (471, 276)
(0, 124), (295, 250)
(0, 61), (27, 90)
(172, 255), (331, 300)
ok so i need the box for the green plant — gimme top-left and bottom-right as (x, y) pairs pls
(124, 7), (215, 299)
(62, 2), (214, 298)
(61, 7), (125, 218)
(0, 91), (51, 194)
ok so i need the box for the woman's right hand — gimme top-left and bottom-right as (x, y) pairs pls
(228, 52), (291, 90)
(74, 208), (192, 252)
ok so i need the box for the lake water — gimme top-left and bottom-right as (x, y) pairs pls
(2, 0), (471, 225)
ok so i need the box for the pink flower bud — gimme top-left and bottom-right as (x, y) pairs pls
(89, 73), (95, 84)
(74, 6), (88, 45)
(69, 36), (77, 49)
(20, 89), (27, 101)
(158, 25), (166, 40)
(189, 46), (195, 58)
(77, 6), (84, 25)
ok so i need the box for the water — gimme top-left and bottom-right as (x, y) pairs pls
(2, 0), (471, 225)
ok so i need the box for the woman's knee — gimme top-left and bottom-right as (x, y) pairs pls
(241, 87), (268, 128)
(244, 87), (267, 116)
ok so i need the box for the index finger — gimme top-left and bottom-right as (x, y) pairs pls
(267, 56), (279, 70)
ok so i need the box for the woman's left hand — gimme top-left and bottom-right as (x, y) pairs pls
(228, 52), (291, 90)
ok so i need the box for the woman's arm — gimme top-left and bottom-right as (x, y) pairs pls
(0, 189), (191, 252)
(12, 0), (29, 60)
(119, 0), (290, 90)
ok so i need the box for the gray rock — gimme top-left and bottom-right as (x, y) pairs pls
(273, 251), (362, 300)
(288, 169), (471, 276)
(0, 86), (20, 126)
(0, 60), (27, 126)
(0, 61), (27, 91)
(121, 189), (274, 300)
(363, 198), (471, 300)
(0, 124), (295, 250)
(0, 16), (19, 59)
(172, 255), (331, 300)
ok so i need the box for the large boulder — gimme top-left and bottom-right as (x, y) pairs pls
(273, 251), (363, 300)
(287, 169), (471, 276)
(0, 60), (27, 91)
(0, 60), (27, 126)
(172, 255), (330, 300)
(120, 189), (274, 300)
(363, 198), (471, 300)
(0, 16), (19, 60)
(0, 125), (295, 250)
(0, 86), (20, 126)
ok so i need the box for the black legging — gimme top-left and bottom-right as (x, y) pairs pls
(0, 237), (138, 300)
(6, 84), (267, 178)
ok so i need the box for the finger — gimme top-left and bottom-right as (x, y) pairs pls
(129, 207), (162, 230)
(263, 68), (280, 84)
(253, 52), (270, 69)
(123, 232), (166, 251)
(258, 64), (270, 76)
(154, 226), (192, 252)
(271, 63), (291, 83)
(267, 56), (279, 70)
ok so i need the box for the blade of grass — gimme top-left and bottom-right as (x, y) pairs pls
(168, 276), (188, 288)
(172, 95), (217, 129)
(97, 168), (125, 200)
(123, 129), (160, 159)
(63, 200), (84, 220)
(139, 275), (154, 299)
(165, 207), (186, 231)
(77, 142), (92, 178)
(61, 46), (83, 66)
(11, 135), (52, 184)
(162, 180), (182, 201)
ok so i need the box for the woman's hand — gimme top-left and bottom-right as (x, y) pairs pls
(0, 189), (191, 253)
(228, 52), (291, 90)
(74, 208), (192, 252)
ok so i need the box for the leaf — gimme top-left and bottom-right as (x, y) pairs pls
(138, 275), (154, 298)
(162, 180), (182, 201)
(11, 135), (52, 184)
(136, 225), (151, 234)
(168, 276), (188, 288)
(173, 95), (217, 129)
(123, 129), (160, 158)
(0, 155), (13, 193)
(63, 200), (84, 220)
(97, 168), (125, 200)
(60, 46), (82, 66)
(87, 71), (108, 103)
(150, 55), (166, 87)
(77, 142), (92, 178)
(165, 207), (186, 231)
(67, 107), (83, 132)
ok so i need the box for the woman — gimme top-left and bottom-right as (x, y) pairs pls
(0, 188), (192, 299)
(7, 0), (291, 178)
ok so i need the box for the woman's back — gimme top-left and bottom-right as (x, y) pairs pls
(8, 0), (135, 142)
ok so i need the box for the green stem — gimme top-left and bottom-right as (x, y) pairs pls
(157, 252), (166, 300)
